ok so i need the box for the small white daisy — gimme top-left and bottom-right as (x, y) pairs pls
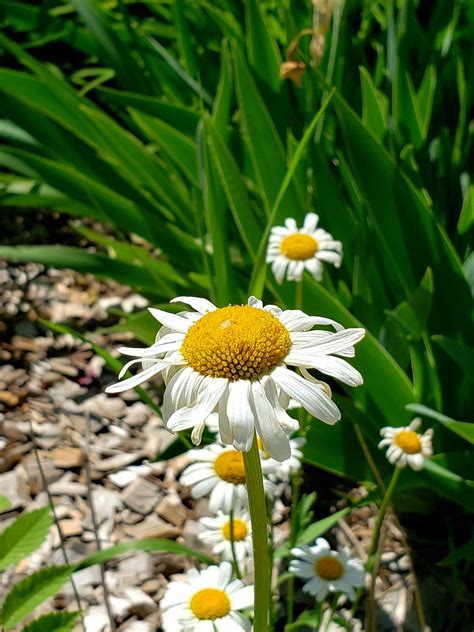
(198, 506), (253, 563)
(289, 538), (365, 600)
(266, 213), (343, 284)
(105, 296), (364, 462)
(259, 434), (305, 483)
(161, 561), (253, 632)
(180, 443), (276, 513)
(378, 418), (433, 471)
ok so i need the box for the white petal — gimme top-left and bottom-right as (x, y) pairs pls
(251, 380), (291, 462)
(162, 367), (202, 421)
(247, 296), (263, 309)
(167, 378), (228, 431)
(304, 257), (323, 281)
(217, 390), (233, 444)
(105, 361), (167, 393)
(316, 250), (342, 267)
(227, 381), (254, 452)
(148, 307), (192, 332)
(230, 585), (254, 610)
(272, 366), (340, 424)
(118, 332), (184, 357)
(217, 561), (233, 588)
(171, 296), (217, 314)
(285, 218), (297, 231)
(303, 212), (319, 232)
(272, 257), (288, 284)
(287, 353), (363, 386)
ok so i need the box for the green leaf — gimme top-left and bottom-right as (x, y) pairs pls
(457, 184), (474, 235)
(333, 92), (471, 336)
(22, 611), (80, 632)
(98, 309), (158, 346)
(212, 41), (233, 140)
(204, 118), (261, 259)
(234, 46), (303, 216)
(1, 565), (73, 629)
(0, 245), (164, 298)
(172, 0), (198, 76)
(406, 404), (474, 445)
(0, 508), (52, 571)
(130, 109), (198, 186)
(75, 538), (214, 570)
(432, 335), (474, 381)
(245, 0), (281, 92)
(359, 66), (388, 141)
(71, 0), (151, 94)
(416, 65), (437, 139)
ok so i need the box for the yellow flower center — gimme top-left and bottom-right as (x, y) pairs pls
(181, 305), (291, 380)
(214, 451), (246, 484)
(222, 518), (248, 541)
(280, 234), (318, 260)
(314, 555), (344, 581)
(189, 588), (231, 620)
(394, 430), (422, 454)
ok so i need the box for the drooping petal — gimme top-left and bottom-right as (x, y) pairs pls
(227, 380), (254, 452)
(166, 377), (228, 432)
(251, 380), (291, 461)
(272, 366), (340, 424)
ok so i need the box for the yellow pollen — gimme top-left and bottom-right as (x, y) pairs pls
(181, 305), (291, 380)
(314, 555), (344, 581)
(222, 518), (248, 541)
(189, 588), (231, 620)
(280, 233), (318, 260)
(394, 430), (422, 454)
(214, 451), (246, 484)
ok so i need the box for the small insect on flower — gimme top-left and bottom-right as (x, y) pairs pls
(266, 213), (343, 284)
(105, 296), (365, 462)
(198, 505), (253, 563)
(161, 561), (253, 632)
(180, 443), (276, 513)
(289, 538), (365, 600)
(378, 418), (433, 471)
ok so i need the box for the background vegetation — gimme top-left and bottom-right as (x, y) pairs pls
(0, 0), (473, 629)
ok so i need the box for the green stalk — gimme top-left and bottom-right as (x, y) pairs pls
(364, 466), (401, 632)
(243, 433), (270, 632)
(229, 508), (242, 580)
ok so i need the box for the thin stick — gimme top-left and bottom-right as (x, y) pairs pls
(28, 420), (84, 627)
(228, 508), (242, 580)
(85, 412), (116, 632)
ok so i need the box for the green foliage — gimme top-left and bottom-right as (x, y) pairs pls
(0, 508), (52, 571)
(0, 2), (473, 626)
(22, 611), (80, 632)
(0, 565), (73, 629)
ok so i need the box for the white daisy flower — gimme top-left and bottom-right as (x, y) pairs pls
(180, 443), (276, 513)
(259, 434), (305, 483)
(105, 295), (364, 462)
(198, 506), (253, 563)
(289, 538), (365, 600)
(378, 418), (433, 471)
(266, 213), (343, 284)
(160, 561), (253, 632)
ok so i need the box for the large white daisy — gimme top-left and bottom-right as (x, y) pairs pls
(289, 538), (365, 600)
(378, 418), (433, 471)
(266, 213), (343, 284)
(198, 506), (253, 563)
(105, 295), (364, 461)
(160, 561), (253, 632)
(180, 443), (276, 513)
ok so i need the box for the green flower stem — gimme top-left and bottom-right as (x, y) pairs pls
(229, 508), (242, 580)
(364, 466), (402, 632)
(243, 433), (270, 632)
